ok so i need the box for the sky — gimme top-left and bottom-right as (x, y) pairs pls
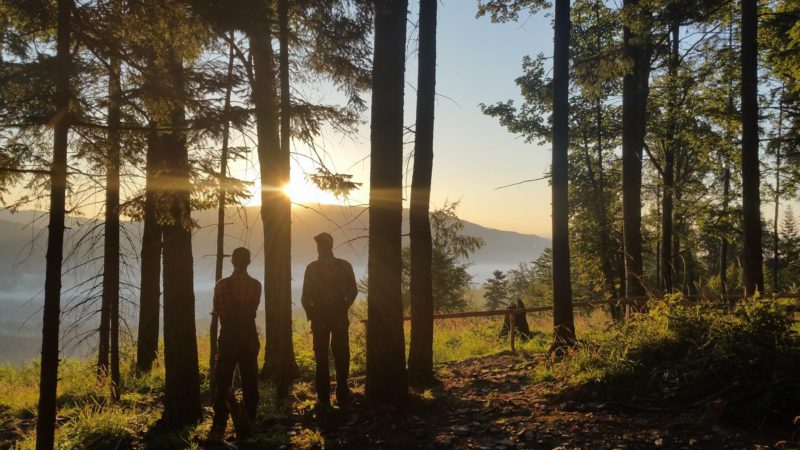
(0, 1), (558, 237)
(250, 0), (558, 237)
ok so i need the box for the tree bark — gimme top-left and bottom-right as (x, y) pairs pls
(366, 0), (409, 404)
(275, 0), (297, 397)
(250, 1), (295, 387)
(408, 0), (437, 387)
(210, 33), (235, 396)
(551, 0), (575, 348)
(35, 0), (70, 447)
(661, 24), (679, 296)
(104, 30), (122, 401)
(741, 0), (764, 296)
(720, 163), (730, 298)
(772, 92), (783, 292)
(160, 52), (202, 426)
(621, 0), (651, 304)
(135, 126), (162, 373)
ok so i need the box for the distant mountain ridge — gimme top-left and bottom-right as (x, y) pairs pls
(0, 205), (549, 362)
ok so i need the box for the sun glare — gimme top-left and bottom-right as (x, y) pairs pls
(282, 177), (344, 205)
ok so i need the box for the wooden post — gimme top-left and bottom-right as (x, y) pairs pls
(509, 312), (516, 353)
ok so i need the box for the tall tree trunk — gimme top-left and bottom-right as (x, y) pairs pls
(772, 92), (783, 292)
(274, 0), (297, 397)
(210, 33), (236, 396)
(366, 0), (409, 404)
(621, 0), (651, 305)
(135, 126), (162, 373)
(551, 0), (575, 348)
(720, 163), (730, 299)
(35, 0), (70, 447)
(0, 16), (6, 64)
(160, 52), (202, 426)
(408, 0), (437, 387)
(720, 19), (735, 301)
(673, 160), (683, 291)
(250, 1), (295, 386)
(741, 0), (764, 296)
(104, 32), (122, 401)
(661, 24), (679, 295)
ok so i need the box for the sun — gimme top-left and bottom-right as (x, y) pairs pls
(282, 177), (343, 205)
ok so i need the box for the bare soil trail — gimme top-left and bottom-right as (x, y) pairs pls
(269, 351), (792, 449)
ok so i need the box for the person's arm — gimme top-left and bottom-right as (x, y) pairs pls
(343, 261), (358, 308)
(300, 265), (314, 321)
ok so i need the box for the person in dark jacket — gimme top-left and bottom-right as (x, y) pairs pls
(301, 232), (358, 406)
(209, 247), (261, 439)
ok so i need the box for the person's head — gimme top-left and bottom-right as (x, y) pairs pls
(231, 247), (251, 270)
(314, 232), (334, 256)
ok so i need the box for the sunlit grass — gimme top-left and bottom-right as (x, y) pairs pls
(0, 306), (615, 448)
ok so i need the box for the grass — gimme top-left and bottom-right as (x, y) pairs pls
(539, 297), (800, 430)
(1, 301), (795, 448)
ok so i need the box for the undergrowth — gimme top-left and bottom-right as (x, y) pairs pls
(545, 297), (800, 430)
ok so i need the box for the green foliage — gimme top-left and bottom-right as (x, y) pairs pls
(397, 202), (484, 312)
(475, 0), (550, 23)
(551, 298), (800, 427)
(308, 168), (362, 199)
(483, 269), (510, 310)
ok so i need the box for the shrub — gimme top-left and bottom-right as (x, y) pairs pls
(555, 297), (800, 429)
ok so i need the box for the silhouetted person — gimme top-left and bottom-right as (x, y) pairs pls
(209, 247), (261, 439)
(500, 298), (532, 341)
(301, 232), (358, 406)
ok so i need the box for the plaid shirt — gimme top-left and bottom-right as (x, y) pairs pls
(213, 272), (261, 325)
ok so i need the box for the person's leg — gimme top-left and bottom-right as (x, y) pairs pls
(212, 335), (236, 432)
(311, 321), (331, 405)
(239, 337), (260, 421)
(331, 319), (351, 401)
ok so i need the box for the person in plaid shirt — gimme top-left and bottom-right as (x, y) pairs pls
(301, 232), (358, 407)
(210, 247), (261, 439)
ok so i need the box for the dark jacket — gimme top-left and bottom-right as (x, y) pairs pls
(301, 255), (358, 323)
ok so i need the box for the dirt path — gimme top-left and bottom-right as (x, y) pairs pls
(281, 352), (791, 449)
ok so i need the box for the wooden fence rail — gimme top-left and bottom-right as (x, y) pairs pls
(360, 294), (800, 353)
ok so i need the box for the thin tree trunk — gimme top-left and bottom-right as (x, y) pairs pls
(720, 163), (730, 298)
(721, 19), (734, 301)
(35, 0), (70, 447)
(160, 52), (202, 426)
(135, 126), (162, 373)
(673, 163), (682, 291)
(0, 16), (6, 64)
(366, 0), (409, 404)
(772, 92), (783, 292)
(408, 0), (437, 387)
(551, 0), (575, 348)
(104, 29), (122, 401)
(621, 0), (651, 305)
(274, 0), (297, 397)
(210, 33), (235, 396)
(741, 0), (764, 296)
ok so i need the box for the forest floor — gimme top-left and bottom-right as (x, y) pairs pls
(212, 351), (794, 450)
(3, 303), (797, 449)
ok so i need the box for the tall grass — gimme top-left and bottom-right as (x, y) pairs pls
(543, 297), (800, 428)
